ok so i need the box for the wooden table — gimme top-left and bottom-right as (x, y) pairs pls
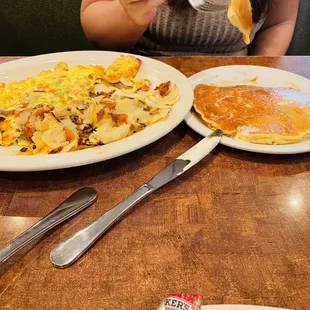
(1, 56), (310, 310)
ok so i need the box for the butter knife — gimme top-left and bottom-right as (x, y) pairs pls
(50, 129), (223, 268)
(0, 187), (97, 273)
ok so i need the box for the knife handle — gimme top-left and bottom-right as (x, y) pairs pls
(0, 187), (97, 265)
(177, 129), (223, 172)
(50, 184), (154, 268)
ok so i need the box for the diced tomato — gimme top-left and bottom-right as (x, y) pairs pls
(104, 101), (116, 110)
(64, 128), (76, 141)
(136, 125), (145, 132)
(140, 84), (150, 91)
(70, 145), (80, 152)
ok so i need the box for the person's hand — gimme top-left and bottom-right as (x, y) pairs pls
(119, 0), (165, 26)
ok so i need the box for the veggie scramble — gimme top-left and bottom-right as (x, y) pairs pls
(0, 55), (179, 155)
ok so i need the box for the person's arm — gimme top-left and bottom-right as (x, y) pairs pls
(80, 0), (164, 50)
(250, 0), (299, 56)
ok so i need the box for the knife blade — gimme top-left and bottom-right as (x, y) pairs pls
(50, 129), (223, 268)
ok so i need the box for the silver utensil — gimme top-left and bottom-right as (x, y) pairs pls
(188, 0), (227, 12)
(0, 187), (97, 270)
(50, 130), (223, 268)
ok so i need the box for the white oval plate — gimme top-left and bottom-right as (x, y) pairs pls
(184, 65), (310, 154)
(0, 51), (193, 171)
(202, 305), (288, 310)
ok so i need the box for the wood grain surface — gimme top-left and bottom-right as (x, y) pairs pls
(0, 56), (310, 310)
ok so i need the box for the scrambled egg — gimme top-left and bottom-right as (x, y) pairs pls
(103, 55), (142, 83)
(0, 62), (105, 112)
(0, 55), (179, 155)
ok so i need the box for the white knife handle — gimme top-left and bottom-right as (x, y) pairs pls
(178, 129), (223, 172)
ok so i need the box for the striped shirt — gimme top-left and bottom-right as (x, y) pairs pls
(134, 1), (266, 56)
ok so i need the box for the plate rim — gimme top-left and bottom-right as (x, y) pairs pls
(184, 64), (310, 155)
(201, 304), (288, 310)
(0, 50), (194, 171)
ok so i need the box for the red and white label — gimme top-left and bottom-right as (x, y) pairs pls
(157, 293), (202, 310)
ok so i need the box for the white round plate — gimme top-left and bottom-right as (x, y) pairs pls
(184, 65), (310, 154)
(202, 305), (288, 310)
(0, 51), (193, 171)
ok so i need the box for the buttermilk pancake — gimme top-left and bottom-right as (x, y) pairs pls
(193, 85), (310, 145)
(228, 0), (253, 44)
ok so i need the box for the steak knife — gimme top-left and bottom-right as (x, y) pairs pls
(50, 129), (223, 268)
